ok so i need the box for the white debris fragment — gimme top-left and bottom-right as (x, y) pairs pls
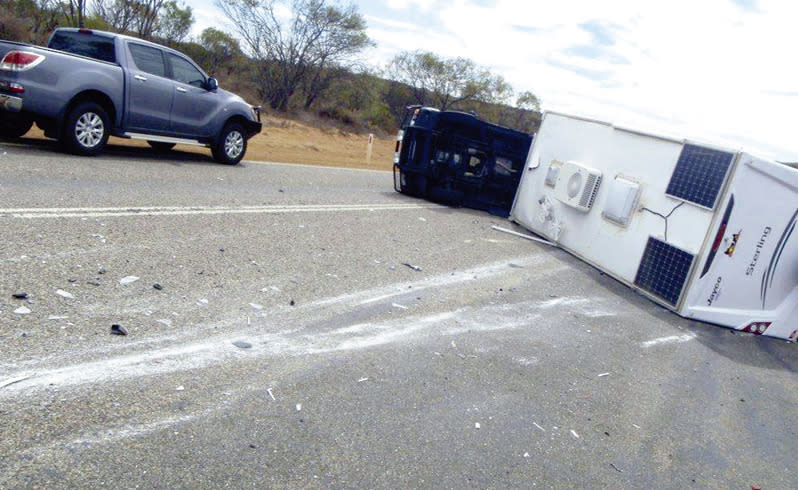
(570, 430), (580, 439)
(296, 403), (302, 412)
(391, 303), (408, 310)
(176, 385), (185, 391)
(119, 276), (140, 285)
(475, 423), (481, 429)
(523, 452), (530, 458)
(418, 217), (427, 222)
(267, 388), (276, 401)
(14, 306), (32, 315)
(357, 377), (369, 382)
(632, 424), (641, 429)
(55, 289), (74, 299)
(48, 315), (69, 320)
(197, 298), (209, 306)
(597, 372), (610, 377)
(261, 285), (281, 293)
(533, 422), (545, 432)
(156, 319), (172, 327)
(249, 303), (263, 310)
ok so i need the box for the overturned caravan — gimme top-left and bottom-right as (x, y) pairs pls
(510, 112), (798, 341)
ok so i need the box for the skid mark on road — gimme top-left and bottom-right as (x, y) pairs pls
(0, 202), (440, 219)
(641, 333), (697, 348)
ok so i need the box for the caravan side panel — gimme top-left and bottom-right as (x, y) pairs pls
(511, 113), (720, 311)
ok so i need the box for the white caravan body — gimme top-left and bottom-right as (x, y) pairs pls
(511, 112), (798, 341)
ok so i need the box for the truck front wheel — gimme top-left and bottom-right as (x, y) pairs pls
(212, 122), (246, 165)
(0, 113), (33, 139)
(63, 102), (109, 156)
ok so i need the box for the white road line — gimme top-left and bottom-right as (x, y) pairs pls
(0, 202), (440, 219)
(641, 333), (697, 348)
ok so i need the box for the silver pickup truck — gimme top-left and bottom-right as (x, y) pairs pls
(0, 28), (262, 164)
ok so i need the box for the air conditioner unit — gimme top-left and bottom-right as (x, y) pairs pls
(554, 161), (602, 212)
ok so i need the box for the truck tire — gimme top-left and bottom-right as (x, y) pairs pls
(212, 122), (246, 165)
(148, 141), (176, 152)
(63, 102), (109, 156)
(0, 113), (33, 139)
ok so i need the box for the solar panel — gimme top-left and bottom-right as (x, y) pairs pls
(634, 237), (695, 306)
(666, 144), (734, 209)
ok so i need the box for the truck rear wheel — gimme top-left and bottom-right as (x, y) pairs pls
(63, 102), (109, 156)
(0, 113), (33, 139)
(212, 122), (246, 165)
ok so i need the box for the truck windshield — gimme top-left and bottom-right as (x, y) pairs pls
(49, 31), (116, 63)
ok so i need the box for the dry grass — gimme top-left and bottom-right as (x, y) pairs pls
(23, 114), (396, 171)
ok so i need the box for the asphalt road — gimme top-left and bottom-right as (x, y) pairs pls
(1, 139), (796, 489)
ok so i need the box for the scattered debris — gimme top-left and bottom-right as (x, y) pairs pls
(176, 385), (185, 391)
(153, 283), (163, 290)
(289, 299), (295, 306)
(358, 377), (369, 382)
(110, 324), (128, 336)
(55, 289), (74, 299)
(14, 306), (32, 315)
(392, 303), (408, 310)
(261, 286), (281, 292)
(197, 298), (209, 306)
(156, 319), (172, 327)
(418, 217), (427, 222)
(296, 403), (302, 412)
(491, 225), (556, 246)
(533, 422), (545, 432)
(98, 268), (106, 274)
(87, 280), (101, 286)
(267, 388), (276, 401)
(119, 276), (139, 285)
(48, 315), (69, 320)
(610, 463), (623, 473)
(249, 303), (263, 310)
(475, 423), (481, 429)
(571, 430), (580, 439)
(523, 452), (530, 458)
(597, 372), (610, 377)
(402, 262), (422, 272)
(233, 341), (252, 349)
(12, 292), (27, 299)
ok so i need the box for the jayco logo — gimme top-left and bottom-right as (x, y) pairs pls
(707, 276), (723, 306)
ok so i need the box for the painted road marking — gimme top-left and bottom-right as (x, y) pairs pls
(0, 202), (440, 219)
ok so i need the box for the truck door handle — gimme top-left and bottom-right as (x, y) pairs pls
(134, 75), (147, 81)
(176, 87), (187, 93)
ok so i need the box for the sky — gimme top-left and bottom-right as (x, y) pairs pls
(186, 0), (798, 162)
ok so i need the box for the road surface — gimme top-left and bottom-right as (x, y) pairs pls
(1, 139), (796, 488)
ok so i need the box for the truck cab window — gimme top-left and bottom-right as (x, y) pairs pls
(168, 53), (205, 88)
(128, 43), (166, 77)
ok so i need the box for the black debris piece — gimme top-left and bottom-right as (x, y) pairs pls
(153, 283), (163, 290)
(290, 299), (296, 306)
(110, 324), (128, 336)
(233, 341), (252, 349)
(12, 292), (28, 299)
(402, 262), (422, 272)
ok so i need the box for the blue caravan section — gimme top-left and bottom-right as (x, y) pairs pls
(393, 106), (533, 216)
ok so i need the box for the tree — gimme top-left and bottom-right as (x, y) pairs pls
(195, 27), (242, 74)
(386, 50), (491, 111)
(153, 1), (193, 43)
(92, 0), (179, 38)
(216, 0), (372, 111)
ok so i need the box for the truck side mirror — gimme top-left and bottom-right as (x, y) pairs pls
(206, 76), (218, 91)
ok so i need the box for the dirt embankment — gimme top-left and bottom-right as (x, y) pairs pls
(25, 114), (397, 170)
